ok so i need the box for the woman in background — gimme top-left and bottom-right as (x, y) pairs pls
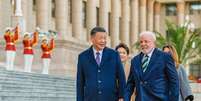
(115, 43), (130, 80)
(163, 44), (194, 101)
(115, 43), (134, 101)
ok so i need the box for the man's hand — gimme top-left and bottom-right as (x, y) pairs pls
(119, 98), (124, 101)
(185, 95), (194, 101)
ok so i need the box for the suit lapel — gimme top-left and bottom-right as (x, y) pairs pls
(88, 46), (99, 67)
(143, 48), (158, 78)
(88, 46), (109, 67)
(100, 47), (109, 67)
(134, 53), (144, 80)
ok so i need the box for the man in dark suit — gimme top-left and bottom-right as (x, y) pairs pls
(124, 31), (179, 101)
(77, 26), (126, 101)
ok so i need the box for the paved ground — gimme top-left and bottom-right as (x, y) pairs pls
(190, 83), (201, 101)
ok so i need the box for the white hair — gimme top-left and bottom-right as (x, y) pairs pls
(24, 32), (31, 36)
(139, 31), (156, 41)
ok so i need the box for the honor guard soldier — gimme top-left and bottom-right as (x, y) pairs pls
(4, 25), (19, 70)
(23, 31), (38, 72)
(41, 36), (54, 74)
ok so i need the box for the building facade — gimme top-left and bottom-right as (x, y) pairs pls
(0, 0), (201, 77)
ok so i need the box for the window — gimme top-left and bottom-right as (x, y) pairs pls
(82, 1), (87, 28)
(32, 0), (36, 11)
(108, 12), (111, 36)
(69, 0), (72, 23)
(51, 0), (56, 18)
(96, 7), (99, 26)
(119, 17), (121, 40)
(165, 3), (177, 16)
(189, 2), (201, 15)
(190, 64), (201, 78)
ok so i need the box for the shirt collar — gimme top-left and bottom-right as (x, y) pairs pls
(92, 47), (103, 56)
(145, 48), (155, 58)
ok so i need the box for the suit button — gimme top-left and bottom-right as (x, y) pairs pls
(140, 81), (143, 85)
(98, 91), (102, 94)
(98, 80), (102, 83)
(98, 70), (101, 73)
(144, 81), (147, 84)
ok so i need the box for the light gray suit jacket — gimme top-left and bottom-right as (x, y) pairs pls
(177, 64), (193, 101)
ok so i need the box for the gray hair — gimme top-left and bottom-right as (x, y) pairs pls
(139, 31), (156, 41)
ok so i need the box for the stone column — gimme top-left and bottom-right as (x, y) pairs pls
(55, 0), (68, 40)
(177, 1), (185, 26)
(12, 0), (24, 33)
(120, 0), (130, 46)
(72, 0), (82, 40)
(130, 0), (139, 46)
(99, 0), (109, 32)
(86, 0), (96, 41)
(148, 0), (154, 31)
(36, 0), (49, 32)
(110, 0), (120, 48)
(15, 0), (22, 16)
(21, 0), (28, 32)
(154, 2), (161, 32)
(140, 0), (146, 32)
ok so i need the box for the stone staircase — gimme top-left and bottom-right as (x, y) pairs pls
(0, 68), (76, 101)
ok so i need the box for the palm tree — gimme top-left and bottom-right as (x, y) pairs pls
(155, 20), (201, 64)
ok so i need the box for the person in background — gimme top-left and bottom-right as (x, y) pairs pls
(115, 43), (135, 101)
(115, 43), (130, 80)
(41, 36), (54, 74)
(163, 44), (194, 101)
(4, 25), (19, 70)
(23, 31), (38, 72)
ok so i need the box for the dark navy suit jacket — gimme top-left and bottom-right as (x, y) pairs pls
(77, 46), (126, 101)
(124, 48), (179, 101)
